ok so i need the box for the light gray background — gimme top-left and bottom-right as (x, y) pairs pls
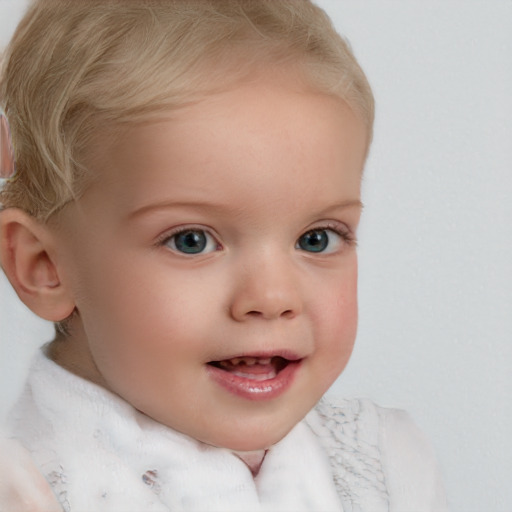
(1, 1), (511, 511)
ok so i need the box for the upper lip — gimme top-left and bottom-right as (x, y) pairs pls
(207, 350), (304, 363)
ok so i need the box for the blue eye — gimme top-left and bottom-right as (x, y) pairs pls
(165, 229), (218, 255)
(296, 228), (346, 254)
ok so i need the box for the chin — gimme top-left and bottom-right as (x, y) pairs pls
(201, 419), (298, 452)
(212, 436), (279, 452)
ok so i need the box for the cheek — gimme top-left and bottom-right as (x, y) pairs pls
(82, 260), (219, 355)
(318, 259), (358, 329)
(314, 261), (358, 369)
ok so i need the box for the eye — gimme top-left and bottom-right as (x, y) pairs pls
(296, 228), (348, 254)
(163, 229), (218, 255)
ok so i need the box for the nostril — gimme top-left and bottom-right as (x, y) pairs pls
(247, 310), (263, 317)
(245, 309), (294, 319)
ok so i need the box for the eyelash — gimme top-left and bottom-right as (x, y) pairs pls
(316, 222), (356, 244)
(298, 223), (357, 254)
(155, 226), (221, 254)
(155, 223), (357, 255)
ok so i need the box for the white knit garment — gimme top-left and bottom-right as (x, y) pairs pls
(4, 351), (448, 512)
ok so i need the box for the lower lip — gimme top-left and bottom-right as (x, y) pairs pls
(206, 360), (301, 401)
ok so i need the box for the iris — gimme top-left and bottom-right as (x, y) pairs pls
(297, 229), (329, 252)
(173, 230), (208, 254)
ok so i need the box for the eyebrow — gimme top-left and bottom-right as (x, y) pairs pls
(128, 198), (363, 220)
(127, 200), (243, 220)
(316, 199), (364, 215)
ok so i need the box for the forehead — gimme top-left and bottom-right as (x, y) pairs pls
(77, 78), (367, 220)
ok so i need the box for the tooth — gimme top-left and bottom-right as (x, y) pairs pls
(219, 357), (257, 366)
(231, 357), (258, 366)
(218, 356), (272, 367)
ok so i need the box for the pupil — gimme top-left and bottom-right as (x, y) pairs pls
(175, 230), (207, 254)
(299, 230), (328, 252)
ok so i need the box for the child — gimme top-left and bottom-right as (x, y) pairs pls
(0, 0), (448, 510)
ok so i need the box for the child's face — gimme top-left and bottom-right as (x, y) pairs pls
(54, 75), (367, 451)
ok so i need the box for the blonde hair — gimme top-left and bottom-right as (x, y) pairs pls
(0, 0), (374, 221)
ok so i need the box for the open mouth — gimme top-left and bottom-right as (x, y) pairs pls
(206, 353), (303, 400)
(208, 356), (292, 381)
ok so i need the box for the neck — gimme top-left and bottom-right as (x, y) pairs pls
(232, 449), (267, 477)
(47, 318), (108, 389)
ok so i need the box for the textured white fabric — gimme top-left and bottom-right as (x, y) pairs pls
(378, 408), (449, 512)
(309, 399), (449, 512)
(307, 399), (389, 511)
(3, 351), (448, 511)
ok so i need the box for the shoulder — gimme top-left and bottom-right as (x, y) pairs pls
(4, 350), (167, 511)
(375, 403), (449, 512)
(308, 396), (449, 512)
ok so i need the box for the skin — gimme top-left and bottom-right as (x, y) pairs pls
(15, 75), (368, 452)
(0, 438), (62, 512)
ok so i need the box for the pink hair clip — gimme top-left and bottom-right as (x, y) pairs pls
(0, 109), (16, 179)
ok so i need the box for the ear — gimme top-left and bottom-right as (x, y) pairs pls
(0, 208), (75, 322)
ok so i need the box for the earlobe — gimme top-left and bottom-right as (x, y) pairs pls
(0, 208), (75, 322)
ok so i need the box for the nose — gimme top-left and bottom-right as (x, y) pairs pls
(229, 251), (303, 321)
